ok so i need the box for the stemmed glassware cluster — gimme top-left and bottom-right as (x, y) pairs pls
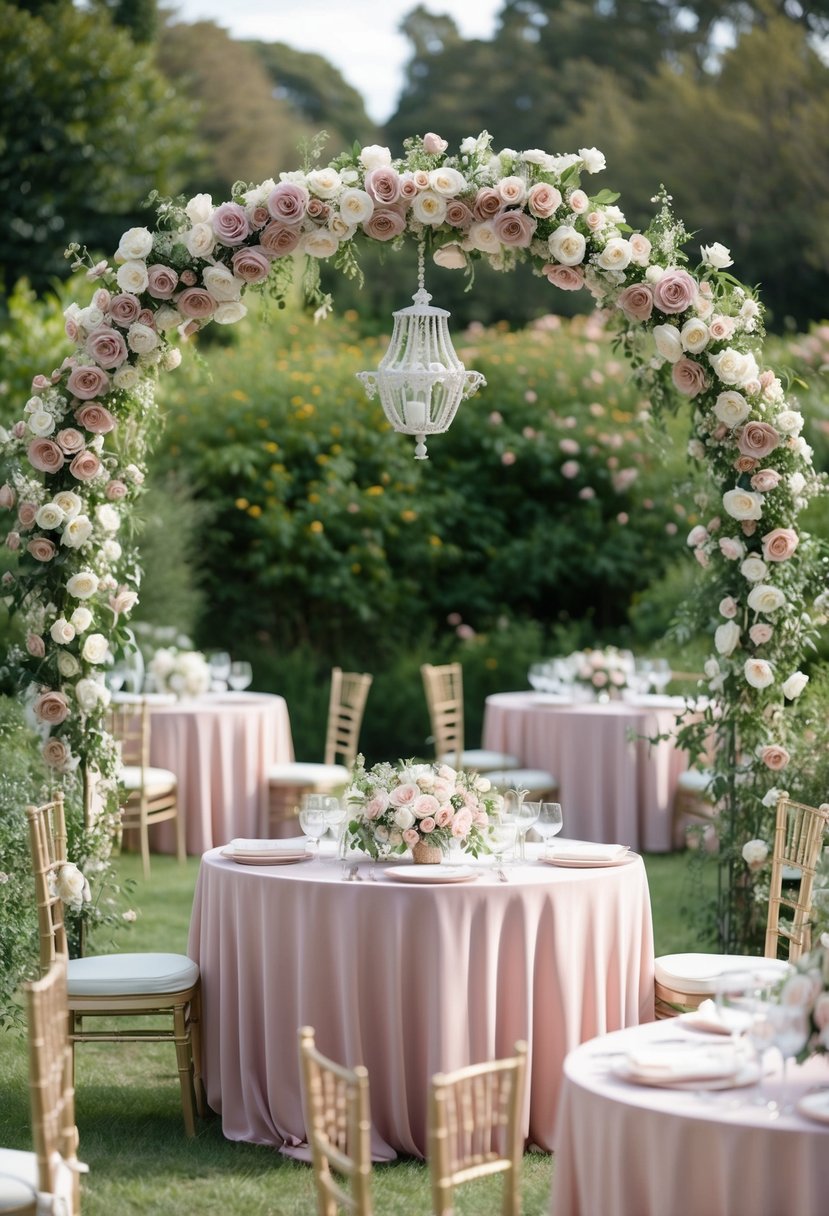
(487, 790), (565, 868)
(208, 651), (253, 691)
(299, 794), (345, 857)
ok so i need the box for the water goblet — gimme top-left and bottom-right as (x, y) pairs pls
(228, 660), (253, 691)
(487, 819), (517, 878)
(298, 799), (328, 857)
(535, 802), (564, 858)
(648, 658), (672, 694)
(208, 650), (231, 691)
(321, 796), (347, 851)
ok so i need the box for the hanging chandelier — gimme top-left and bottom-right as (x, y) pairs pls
(357, 242), (486, 460)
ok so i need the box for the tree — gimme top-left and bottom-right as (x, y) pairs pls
(0, 2), (199, 295)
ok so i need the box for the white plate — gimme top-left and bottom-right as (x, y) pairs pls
(541, 851), (634, 869)
(796, 1090), (829, 1125)
(383, 865), (479, 884)
(612, 1057), (760, 1091)
(220, 848), (312, 866)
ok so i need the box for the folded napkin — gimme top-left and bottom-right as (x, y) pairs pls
(228, 838), (307, 855)
(547, 842), (628, 862)
(680, 998), (751, 1036)
(623, 1043), (742, 1083)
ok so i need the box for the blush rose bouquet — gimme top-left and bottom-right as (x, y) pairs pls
(565, 646), (635, 696)
(344, 755), (501, 860)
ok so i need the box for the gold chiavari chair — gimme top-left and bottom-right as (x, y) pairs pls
(27, 793), (204, 1137)
(298, 1027), (373, 1216)
(428, 1041), (528, 1216)
(655, 793), (829, 1017)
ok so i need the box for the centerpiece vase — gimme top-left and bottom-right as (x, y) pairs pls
(412, 840), (442, 865)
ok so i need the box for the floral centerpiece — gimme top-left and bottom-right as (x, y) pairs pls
(148, 646), (210, 699)
(778, 933), (829, 1062)
(566, 646), (634, 695)
(344, 756), (501, 861)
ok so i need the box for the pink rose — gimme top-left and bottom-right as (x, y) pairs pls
(402, 828), (420, 848)
(445, 200), (474, 228)
(12, 421), (26, 439)
(672, 358), (707, 397)
(492, 210), (537, 247)
(27, 633), (46, 658)
(399, 176), (418, 201)
(42, 738), (71, 771)
(33, 690), (70, 725)
(741, 520), (757, 537)
(67, 365), (110, 400)
(762, 527), (798, 562)
(760, 745), (790, 771)
(413, 794), (440, 819)
(75, 403), (116, 434)
(561, 460), (580, 478)
(105, 479), (128, 501)
(423, 132), (448, 154)
(364, 794), (388, 820)
(734, 456), (758, 473)
(543, 264), (584, 292)
(362, 209), (406, 241)
(5, 530), (20, 550)
(0, 484), (15, 509)
(527, 182), (561, 219)
(616, 283), (653, 322)
(718, 536), (743, 559)
(180, 269), (197, 287)
(751, 469), (781, 492)
(249, 204), (270, 229)
(260, 222), (302, 256)
(27, 536), (57, 562)
(653, 268), (697, 314)
(419, 816), (436, 834)
(434, 807), (453, 828)
(389, 782), (420, 809)
(85, 325), (128, 369)
(211, 201), (250, 246)
(17, 502), (38, 529)
(231, 246), (272, 283)
(365, 167), (402, 205)
(109, 588), (139, 615)
(709, 315), (737, 340)
(750, 624), (773, 644)
(451, 809), (473, 837)
(31, 374), (51, 391)
(146, 264), (179, 299)
(267, 182), (310, 225)
(108, 293), (142, 327)
(473, 188), (503, 220)
(176, 288), (217, 320)
(55, 428), (85, 454)
(719, 597), (738, 618)
(737, 422), (780, 459)
(28, 439), (65, 474)
(69, 450), (102, 481)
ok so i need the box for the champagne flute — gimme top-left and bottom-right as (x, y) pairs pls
(228, 660), (253, 691)
(535, 802), (564, 858)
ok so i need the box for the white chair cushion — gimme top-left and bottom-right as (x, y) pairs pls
(0, 1146), (74, 1215)
(67, 952), (199, 997)
(676, 768), (713, 792)
(654, 952), (792, 995)
(120, 766), (176, 797)
(483, 768), (557, 792)
(438, 749), (521, 771)
(266, 762), (348, 787)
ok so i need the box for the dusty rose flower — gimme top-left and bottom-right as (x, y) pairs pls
(364, 167), (402, 204)
(105, 479), (128, 501)
(0, 484), (15, 509)
(734, 456), (758, 473)
(230, 246), (271, 284)
(423, 132), (448, 154)
(751, 468), (781, 493)
(473, 187), (503, 220)
(28, 439), (65, 474)
(616, 283), (653, 322)
(719, 596), (738, 618)
(67, 365), (111, 400)
(737, 421), (780, 459)
(176, 288), (216, 320)
(85, 326), (128, 369)
(652, 268), (697, 314)
(741, 520), (757, 536)
(211, 201), (250, 246)
(259, 222), (302, 256)
(527, 182), (561, 218)
(362, 208), (406, 241)
(760, 745), (790, 771)
(399, 176), (418, 201)
(55, 428), (85, 454)
(17, 502), (38, 529)
(31, 374), (51, 391)
(492, 209), (536, 247)
(12, 421), (26, 439)
(69, 450), (102, 481)
(445, 200), (474, 228)
(75, 403), (116, 434)
(146, 264), (179, 299)
(762, 527), (798, 562)
(402, 828), (420, 848)
(561, 460), (580, 478)
(42, 738), (72, 771)
(672, 357), (707, 397)
(5, 530), (19, 550)
(542, 264), (584, 292)
(709, 315), (737, 341)
(109, 293), (142, 327)
(27, 633), (46, 658)
(249, 204), (270, 229)
(749, 622), (773, 645)
(267, 182), (309, 225)
(33, 690), (69, 725)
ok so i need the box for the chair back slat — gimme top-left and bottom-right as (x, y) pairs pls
(765, 794), (829, 962)
(323, 669), (372, 769)
(107, 697), (150, 773)
(26, 795), (68, 972)
(421, 662), (465, 766)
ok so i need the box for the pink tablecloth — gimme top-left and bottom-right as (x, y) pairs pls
(188, 845), (654, 1160)
(483, 692), (690, 852)
(149, 692), (294, 854)
(552, 1018), (829, 1216)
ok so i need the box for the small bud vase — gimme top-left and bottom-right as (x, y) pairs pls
(412, 840), (442, 865)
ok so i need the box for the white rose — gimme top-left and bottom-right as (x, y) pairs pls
(185, 193), (214, 224)
(596, 237), (631, 271)
(35, 503), (64, 530)
(78, 305), (104, 331)
(301, 229), (340, 259)
(101, 539), (122, 562)
(127, 322), (158, 355)
(578, 146), (606, 173)
(740, 556), (768, 582)
(713, 390), (750, 427)
(411, 191), (448, 224)
(774, 409), (804, 436)
(54, 863), (91, 910)
(747, 583), (786, 614)
(433, 244), (467, 270)
(94, 504), (120, 533)
(781, 671), (809, 699)
(116, 226), (153, 261)
(82, 633), (109, 664)
(762, 788), (782, 808)
(681, 318), (709, 353)
(548, 225), (586, 266)
(741, 839), (768, 868)
(66, 570), (99, 599)
(306, 167), (342, 199)
(393, 807), (416, 831)
(744, 658), (774, 689)
(722, 488), (763, 521)
(701, 242), (733, 269)
(28, 410), (56, 437)
(687, 438), (705, 459)
(714, 621), (741, 657)
(115, 260), (149, 295)
(359, 144), (392, 171)
(70, 606), (93, 633)
(150, 647), (176, 678)
(328, 213), (355, 240)
(162, 348), (182, 371)
(202, 264), (242, 302)
(61, 515), (93, 549)
(653, 325), (683, 363)
(466, 221), (501, 254)
(709, 347), (759, 387)
(113, 365), (141, 391)
(56, 652), (80, 678)
(74, 676), (110, 713)
(789, 472), (806, 496)
(184, 223), (216, 259)
(50, 617), (76, 644)
(53, 491), (82, 520)
(429, 167), (466, 196)
(213, 301), (247, 326)
(339, 189), (374, 225)
(154, 305), (183, 332)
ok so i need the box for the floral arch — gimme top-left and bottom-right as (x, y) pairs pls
(1, 131), (824, 951)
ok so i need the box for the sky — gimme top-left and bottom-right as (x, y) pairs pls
(169, 0), (504, 124)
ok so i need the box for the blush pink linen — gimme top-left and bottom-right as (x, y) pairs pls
(188, 851), (654, 1160)
(146, 692), (294, 854)
(483, 693), (691, 851)
(551, 1021), (829, 1216)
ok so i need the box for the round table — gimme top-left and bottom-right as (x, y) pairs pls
(483, 692), (692, 852)
(551, 1018), (829, 1216)
(148, 692), (294, 854)
(188, 843), (654, 1160)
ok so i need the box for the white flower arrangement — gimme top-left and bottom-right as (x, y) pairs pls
(149, 646), (210, 699)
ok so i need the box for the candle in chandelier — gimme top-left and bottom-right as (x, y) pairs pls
(406, 399), (428, 432)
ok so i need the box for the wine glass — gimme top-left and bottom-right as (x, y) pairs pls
(649, 658), (672, 694)
(715, 970), (778, 1109)
(321, 796), (347, 849)
(500, 788), (528, 862)
(208, 651), (231, 691)
(298, 799), (328, 857)
(770, 999), (810, 1112)
(514, 798), (540, 862)
(228, 660), (253, 691)
(486, 819), (517, 875)
(632, 657), (653, 697)
(535, 802), (564, 857)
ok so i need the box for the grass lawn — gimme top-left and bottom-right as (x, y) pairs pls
(0, 849), (708, 1215)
